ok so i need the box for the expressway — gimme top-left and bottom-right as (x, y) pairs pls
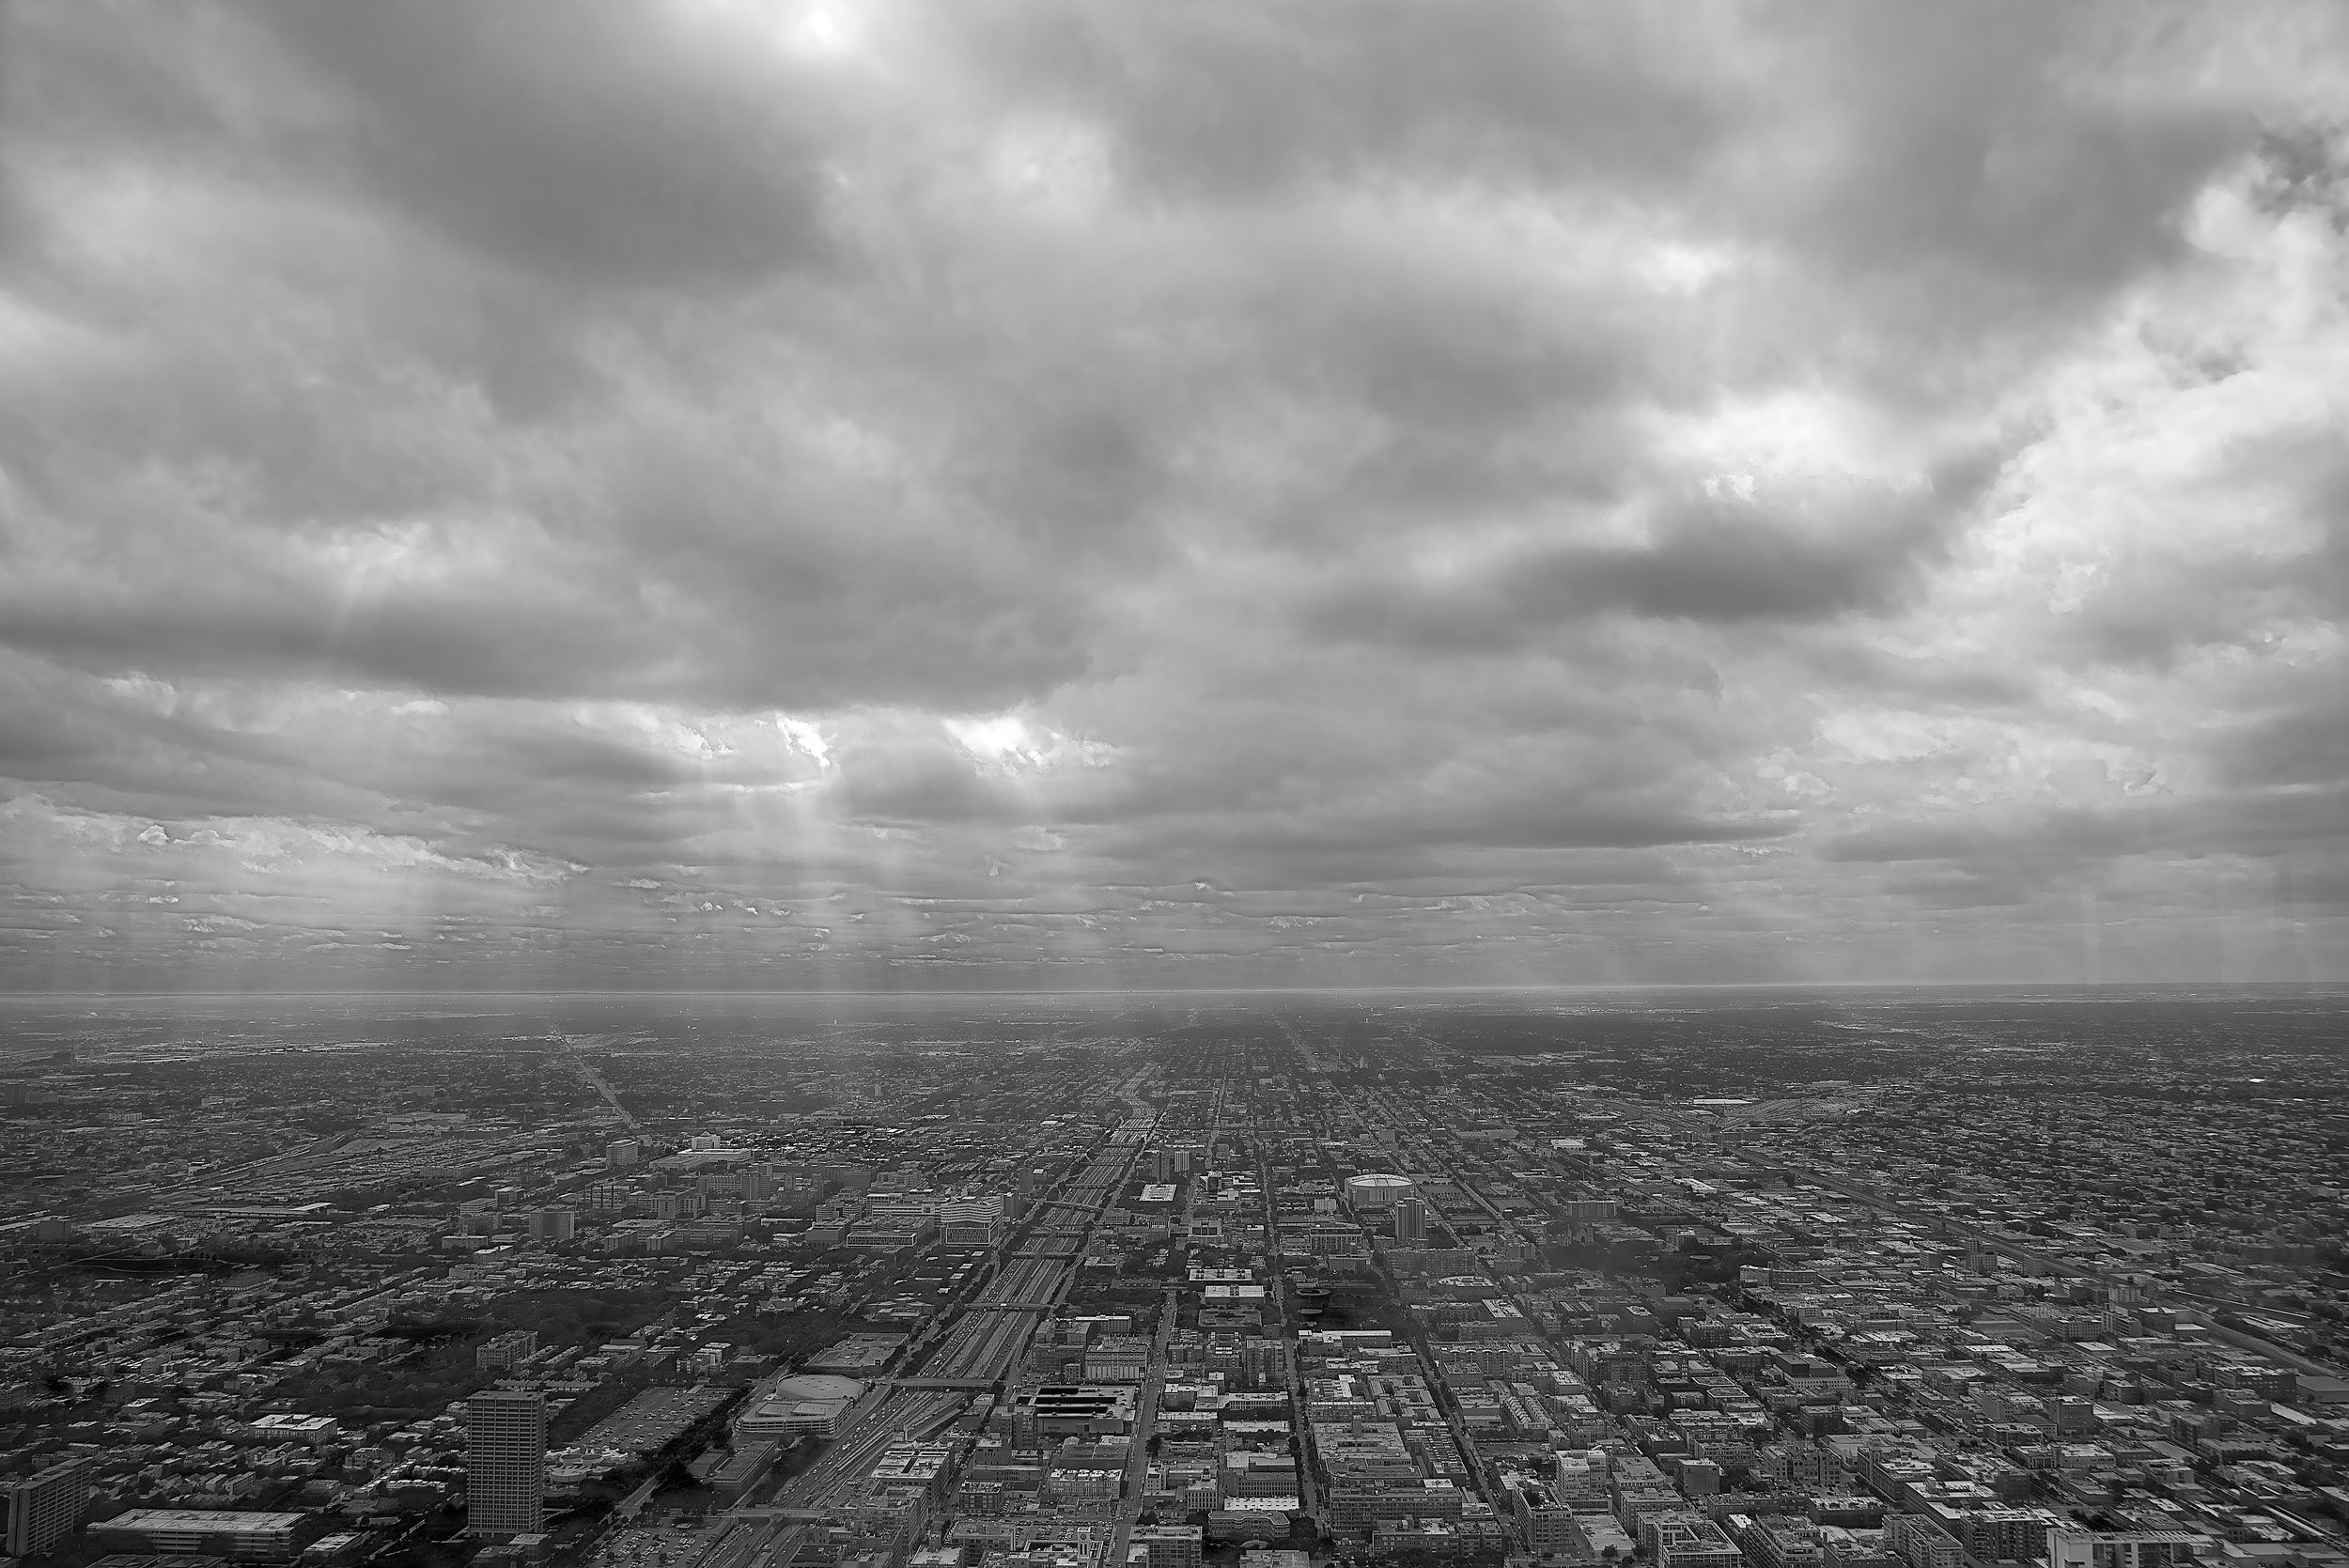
(562, 1046), (639, 1131)
(907, 1303), (1052, 1388)
(674, 1125), (1147, 1568)
(778, 1387), (967, 1510)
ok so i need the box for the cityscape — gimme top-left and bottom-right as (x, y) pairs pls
(7, 11), (2349, 1568)
(0, 988), (2344, 1568)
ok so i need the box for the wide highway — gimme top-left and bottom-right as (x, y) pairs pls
(675, 1122), (1148, 1568)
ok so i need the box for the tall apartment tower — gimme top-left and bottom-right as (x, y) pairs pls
(466, 1389), (547, 1537)
(5, 1457), (89, 1558)
(1393, 1196), (1428, 1247)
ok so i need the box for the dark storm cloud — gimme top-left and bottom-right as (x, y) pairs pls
(1311, 449), (2007, 650)
(1571, 452), (2006, 623)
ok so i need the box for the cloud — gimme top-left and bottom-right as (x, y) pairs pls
(1313, 449), (2009, 649)
(937, 1), (1745, 200)
(263, 2), (846, 290)
(2, 1), (2347, 987)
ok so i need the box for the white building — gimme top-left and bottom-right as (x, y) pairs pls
(1343, 1173), (1417, 1211)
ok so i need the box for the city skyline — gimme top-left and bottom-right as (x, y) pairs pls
(6, 3), (2349, 990)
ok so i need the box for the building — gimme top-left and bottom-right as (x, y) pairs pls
(870, 1443), (957, 1506)
(477, 1329), (539, 1371)
(90, 1509), (308, 1561)
(1925, 1506), (2055, 1564)
(606, 1140), (642, 1168)
(737, 1374), (865, 1441)
(242, 1413), (340, 1446)
(1640, 1513), (1744, 1568)
(5, 1457), (89, 1558)
(940, 1197), (1007, 1248)
(529, 1207), (576, 1243)
(1086, 1336), (1151, 1384)
(808, 1334), (910, 1375)
(711, 1441), (783, 1505)
(2046, 1531), (2210, 1568)
(1393, 1197), (1428, 1246)
(1131, 1525), (1205, 1568)
(1884, 1514), (1962, 1568)
(1345, 1174), (1418, 1211)
(1368, 1517), (1513, 1565)
(1505, 1479), (1579, 1557)
(1223, 1451), (1302, 1499)
(467, 1389), (548, 1537)
(1007, 1385), (1138, 1446)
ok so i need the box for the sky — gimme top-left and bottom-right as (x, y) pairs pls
(3, 1), (2348, 993)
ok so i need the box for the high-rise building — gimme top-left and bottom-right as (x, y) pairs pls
(6, 1457), (89, 1558)
(1393, 1196), (1427, 1246)
(528, 1207), (576, 1243)
(605, 1140), (641, 1169)
(466, 1389), (547, 1537)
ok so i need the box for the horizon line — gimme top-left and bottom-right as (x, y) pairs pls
(2, 978), (2342, 1002)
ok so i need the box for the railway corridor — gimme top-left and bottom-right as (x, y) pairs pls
(683, 1128), (1148, 1568)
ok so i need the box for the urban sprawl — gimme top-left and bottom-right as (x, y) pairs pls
(0, 995), (2344, 1568)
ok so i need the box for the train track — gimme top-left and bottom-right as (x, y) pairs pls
(680, 1134), (1147, 1568)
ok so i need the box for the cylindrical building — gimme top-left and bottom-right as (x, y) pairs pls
(1342, 1172), (1417, 1211)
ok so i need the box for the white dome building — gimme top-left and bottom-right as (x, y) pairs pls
(1343, 1172), (1418, 1211)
